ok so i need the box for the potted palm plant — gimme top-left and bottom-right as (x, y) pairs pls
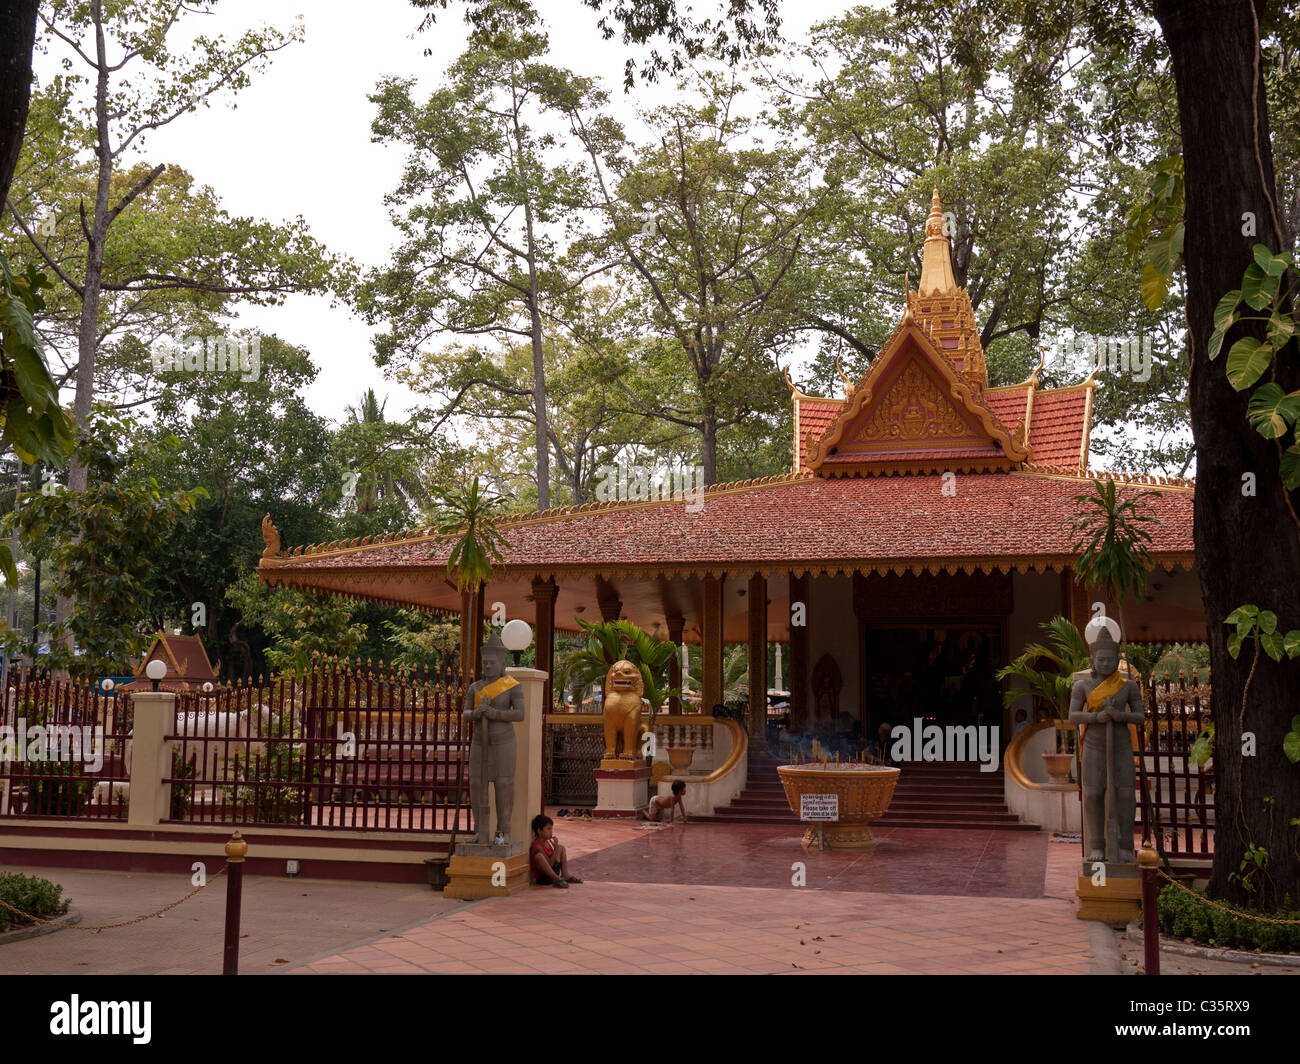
(998, 616), (1089, 777)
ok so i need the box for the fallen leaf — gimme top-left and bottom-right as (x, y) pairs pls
(812, 936), (823, 942)
(273, 958), (289, 964)
(791, 962), (800, 968)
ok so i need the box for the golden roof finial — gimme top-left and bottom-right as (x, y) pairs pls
(918, 189), (958, 297)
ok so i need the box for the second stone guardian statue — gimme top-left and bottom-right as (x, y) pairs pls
(463, 632), (525, 846)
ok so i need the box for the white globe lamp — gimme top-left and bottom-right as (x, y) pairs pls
(500, 619), (533, 665)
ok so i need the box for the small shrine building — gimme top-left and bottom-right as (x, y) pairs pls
(259, 193), (1203, 752)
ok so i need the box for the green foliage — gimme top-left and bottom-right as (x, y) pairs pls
(561, 618), (680, 720)
(0, 254), (73, 469)
(24, 761), (90, 817)
(1208, 245), (1300, 488)
(0, 872), (68, 932)
(688, 644), (750, 707)
(1157, 883), (1300, 953)
(1223, 604), (1300, 665)
(0, 410), (203, 678)
(431, 477), (511, 595)
(223, 570), (366, 677)
(996, 615), (1089, 716)
(382, 609), (461, 674)
(1126, 155), (1184, 311)
(1069, 478), (1157, 628)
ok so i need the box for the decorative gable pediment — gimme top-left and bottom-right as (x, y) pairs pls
(806, 324), (1029, 476)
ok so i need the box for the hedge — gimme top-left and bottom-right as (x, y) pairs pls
(0, 872), (69, 933)
(1157, 883), (1300, 953)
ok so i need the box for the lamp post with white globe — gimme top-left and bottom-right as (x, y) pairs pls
(500, 619), (533, 666)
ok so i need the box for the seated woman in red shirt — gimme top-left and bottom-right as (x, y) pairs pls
(530, 814), (582, 888)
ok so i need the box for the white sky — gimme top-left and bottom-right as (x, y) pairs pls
(35, 0), (867, 426)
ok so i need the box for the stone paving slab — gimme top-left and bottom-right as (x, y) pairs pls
(0, 865), (453, 975)
(289, 879), (1096, 975)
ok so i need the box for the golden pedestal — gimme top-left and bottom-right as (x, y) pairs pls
(443, 850), (531, 899)
(599, 757), (639, 771)
(1075, 872), (1141, 925)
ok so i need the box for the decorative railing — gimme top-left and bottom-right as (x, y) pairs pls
(0, 674), (132, 820)
(166, 664), (472, 833)
(1139, 674), (1213, 858)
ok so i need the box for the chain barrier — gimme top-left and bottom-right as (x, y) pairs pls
(1154, 866), (1300, 925)
(0, 864), (227, 933)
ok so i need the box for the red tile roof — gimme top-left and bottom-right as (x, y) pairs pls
(984, 384), (1031, 437)
(794, 397), (843, 472)
(795, 380), (1091, 474)
(264, 470), (1194, 585)
(1027, 386), (1091, 466)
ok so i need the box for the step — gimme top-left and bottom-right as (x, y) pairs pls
(694, 813), (1036, 831)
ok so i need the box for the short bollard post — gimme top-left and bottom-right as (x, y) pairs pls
(1138, 846), (1160, 976)
(223, 831), (247, 976)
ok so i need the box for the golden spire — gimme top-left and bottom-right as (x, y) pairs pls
(917, 189), (958, 297)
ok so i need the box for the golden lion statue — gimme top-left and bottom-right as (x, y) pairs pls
(602, 659), (647, 760)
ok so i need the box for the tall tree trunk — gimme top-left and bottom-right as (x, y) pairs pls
(1155, 0), (1300, 910)
(0, 1), (38, 207)
(701, 406), (717, 486)
(524, 211), (550, 511)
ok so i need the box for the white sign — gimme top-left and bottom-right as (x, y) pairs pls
(799, 793), (838, 821)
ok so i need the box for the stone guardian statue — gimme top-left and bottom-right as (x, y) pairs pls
(464, 632), (525, 845)
(1068, 624), (1145, 863)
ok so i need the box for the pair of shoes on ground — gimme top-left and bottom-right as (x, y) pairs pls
(552, 875), (583, 888)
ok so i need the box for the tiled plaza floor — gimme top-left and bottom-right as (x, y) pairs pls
(289, 815), (1101, 975)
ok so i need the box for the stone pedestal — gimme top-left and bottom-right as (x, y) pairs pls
(443, 841), (531, 899)
(594, 763), (650, 818)
(1075, 861), (1141, 926)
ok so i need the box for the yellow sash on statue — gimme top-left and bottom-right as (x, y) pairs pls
(1086, 670), (1127, 711)
(1080, 669), (1128, 744)
(474, 675), (519, 709)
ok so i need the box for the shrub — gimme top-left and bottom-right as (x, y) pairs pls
(0, 872), (69, 932)
(1157, 883), (1300, 953)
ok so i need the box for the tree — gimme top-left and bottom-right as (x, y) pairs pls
(362, 5), (607, 509)
(409, 0), (782, 88)
(573, 69), (814, 483)
(0, 1), (38, 206)
(135, 333), (340, 679)
(0, 409), (201, 679)
(224, 569), (366, 678)
(339, 389), (431, 518)
(10, 3), (329, 495)
(1149, 0), (1300, 910)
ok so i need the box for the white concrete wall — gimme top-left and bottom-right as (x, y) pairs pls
(658, 720), (747, 816)
(1004, 725), (1081, 832)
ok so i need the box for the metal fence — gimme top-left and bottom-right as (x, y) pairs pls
(167, 662), (472, 833)
(0, 673), (132, 820)
(1, 662), (473, 834)
(1138, 673), (1214, 858)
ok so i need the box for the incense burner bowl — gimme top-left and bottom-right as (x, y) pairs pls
(776, 763), (901, 850)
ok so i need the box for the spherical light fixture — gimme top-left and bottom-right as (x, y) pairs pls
(500, 619), (533, 666)
(145, 658), (167, 691)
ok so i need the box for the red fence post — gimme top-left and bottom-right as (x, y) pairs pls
(223, 831), (247, 975)
(1138, 846), (1160, 976)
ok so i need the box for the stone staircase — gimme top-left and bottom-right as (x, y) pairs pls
(694, 754), (1036, 831)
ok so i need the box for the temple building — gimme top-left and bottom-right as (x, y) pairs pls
(259, 192), (1203, 758)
